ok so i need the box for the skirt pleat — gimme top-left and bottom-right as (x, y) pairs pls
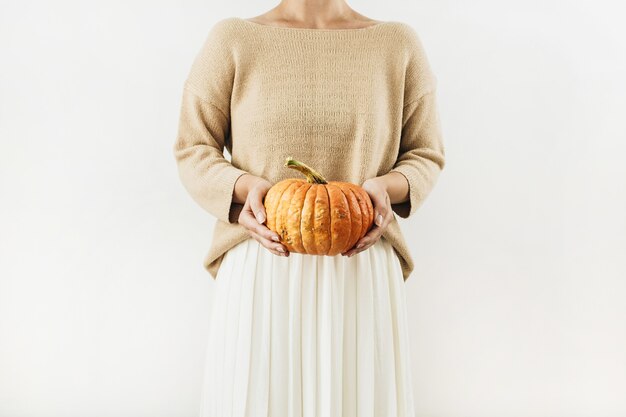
(199, 236), (416, 417)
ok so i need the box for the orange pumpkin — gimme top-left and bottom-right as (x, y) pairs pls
(264, 156), (375, 255)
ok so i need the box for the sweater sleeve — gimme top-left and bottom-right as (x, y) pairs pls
(389, 89), (446, 218)
(389, 24), (446, 219)
(172, 20), (249, 224)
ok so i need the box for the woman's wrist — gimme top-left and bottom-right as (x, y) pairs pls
(364, 172), (409, 205)
(233, 173), (271, 204)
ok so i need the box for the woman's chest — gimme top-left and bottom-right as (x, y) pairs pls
(231, 44), (404, 131)
(226, 43), (406, 181)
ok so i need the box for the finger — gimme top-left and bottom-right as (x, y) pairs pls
(381, 200), (394, 230)
(343, 238), (377, 257)
(249, 229), (290, 256)
(248, 187), (268, 225)
(239, 205), (282, 245)
(343, 222), (385, 257)
(252, 219), (282, 244)
(237, 207), (259, 231)
(372, 193), (390, 227)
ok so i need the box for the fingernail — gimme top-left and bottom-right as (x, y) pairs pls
(256, 211), (265, 224)
(272, 235), (280, 242)
(277, 247), (285, 253)
(376, 214), (383, 226)
(356, 243), (364, 249)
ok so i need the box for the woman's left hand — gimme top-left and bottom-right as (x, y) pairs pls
(341, 177), (394, 257)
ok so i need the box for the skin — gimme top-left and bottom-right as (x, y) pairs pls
(234, 0), (411, 257)
(244, 0), (384, 29)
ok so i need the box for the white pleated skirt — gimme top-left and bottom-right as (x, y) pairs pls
(199, 236), (416, 417)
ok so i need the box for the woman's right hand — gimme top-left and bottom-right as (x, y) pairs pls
(237, 176), (290, 257)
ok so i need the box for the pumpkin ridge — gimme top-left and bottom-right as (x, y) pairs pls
(269, 181), (289, 231)
(339, 185), (354, 252)
(300, 184), (317, 254)
(348, 182), (374, 231)
(344, 185), (363, 248)
(326, 183), (351, 255)
(320, 182), (332, 254)
(346, 185), (368, 239)
(265, 180), (292, 232)
(276, 181), (303, 249)
(287, 182), (311, 253)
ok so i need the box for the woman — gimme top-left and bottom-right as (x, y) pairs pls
(173, 1), (446, 416)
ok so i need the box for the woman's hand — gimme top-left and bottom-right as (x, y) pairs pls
(237, 176), (290, 257)
(341, 177), (394, 257)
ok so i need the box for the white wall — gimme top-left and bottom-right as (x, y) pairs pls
(1, 1), (624, 416)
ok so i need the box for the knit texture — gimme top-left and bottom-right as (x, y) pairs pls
(173, 17), (445, 281)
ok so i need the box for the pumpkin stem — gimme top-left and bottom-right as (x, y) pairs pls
(284, 156), (328, 184)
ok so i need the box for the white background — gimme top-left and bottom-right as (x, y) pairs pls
(1, 1), (625, 416)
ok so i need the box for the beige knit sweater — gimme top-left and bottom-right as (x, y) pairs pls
(173, 17), (445, 281)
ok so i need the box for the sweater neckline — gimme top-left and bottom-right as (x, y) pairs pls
(235, 17), (391, 32)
